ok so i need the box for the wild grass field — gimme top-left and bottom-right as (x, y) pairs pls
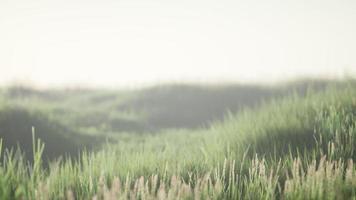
(0, 79), (355, 199)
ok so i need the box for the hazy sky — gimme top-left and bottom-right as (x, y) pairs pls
(0, 0), (355, 87)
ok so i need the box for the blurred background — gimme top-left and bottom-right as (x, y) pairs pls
(0, 0), (355, 160)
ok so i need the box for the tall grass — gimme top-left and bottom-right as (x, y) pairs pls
(0, 84), (355, 199)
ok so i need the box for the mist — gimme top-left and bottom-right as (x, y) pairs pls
(1, 0), (355, 87)
(1, 1), (356, 199)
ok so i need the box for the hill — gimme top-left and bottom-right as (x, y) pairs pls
(0, 79), (351, 160)
(0, 106), (99, 160)
(0, 80), (354, 199)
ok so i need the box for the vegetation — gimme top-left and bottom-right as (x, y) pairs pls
(0, 79), (344, 158)
(0, 79), (355, 199)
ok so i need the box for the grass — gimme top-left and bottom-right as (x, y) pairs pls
(0, 80), (355, 199)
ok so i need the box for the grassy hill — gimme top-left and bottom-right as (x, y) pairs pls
(0, 107), (92, 160)
(0, 79), (341, 160)
(0, 79), (355, 199)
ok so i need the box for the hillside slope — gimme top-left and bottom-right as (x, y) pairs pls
(0, 107), (99, 160)
(0, 82), (355, 199)
(0, 79), (352, 161)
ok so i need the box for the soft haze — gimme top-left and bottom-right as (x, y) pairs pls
(0, 0), (355, 87)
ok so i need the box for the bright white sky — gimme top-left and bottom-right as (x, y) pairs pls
(0, 0), (355, 87)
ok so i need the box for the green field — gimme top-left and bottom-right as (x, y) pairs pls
(0, 79), (355, 199)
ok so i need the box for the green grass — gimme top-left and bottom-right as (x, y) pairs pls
(0, 81), (355, 199)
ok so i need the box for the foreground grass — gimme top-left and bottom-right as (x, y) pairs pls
(0, 83), (355, 199)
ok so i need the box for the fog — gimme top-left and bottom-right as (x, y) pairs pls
(1, 0), (355, 87)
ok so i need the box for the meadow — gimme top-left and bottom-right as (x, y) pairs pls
(0, 79), (355, 199)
